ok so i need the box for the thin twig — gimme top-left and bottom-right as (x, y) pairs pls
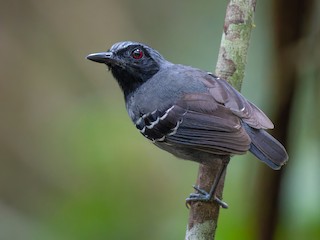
(185, 0), (257, 239)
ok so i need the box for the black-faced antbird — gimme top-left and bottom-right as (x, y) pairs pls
(87, 41), (288, 208)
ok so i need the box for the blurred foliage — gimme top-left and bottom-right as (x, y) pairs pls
(0, 0), (319, 239)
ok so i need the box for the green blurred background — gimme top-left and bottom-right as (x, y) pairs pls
(1, 0), (319, 239)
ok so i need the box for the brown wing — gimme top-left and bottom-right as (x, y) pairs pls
(135, 93), (251, 155)
(201, 74), (274, 129)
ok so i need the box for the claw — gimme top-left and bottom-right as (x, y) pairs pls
(185, 159), (230, 209)
(192, 185), (208, 195)
(185, 186), (228, 209)
(214, 196), (228, 209)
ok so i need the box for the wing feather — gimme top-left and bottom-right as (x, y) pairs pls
(135, 92), (251, 155)
(201, 74), (274, 129)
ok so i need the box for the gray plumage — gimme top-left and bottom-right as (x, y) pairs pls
(87, 41), (288, 206)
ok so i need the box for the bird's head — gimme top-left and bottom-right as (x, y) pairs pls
(87, 41), (168, 97)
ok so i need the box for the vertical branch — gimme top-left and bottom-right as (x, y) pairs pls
(216, 0), (257, 89)
(185, 0), (257, 239)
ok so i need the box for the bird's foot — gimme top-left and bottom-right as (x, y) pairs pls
(185, 185), (228, 209)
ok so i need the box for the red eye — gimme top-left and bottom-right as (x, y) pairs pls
(131, 48), (144, 59)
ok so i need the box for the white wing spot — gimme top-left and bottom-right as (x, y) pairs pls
(146, 117), (160, 129)
(168, 119), (183, 136)
(154, 136), (166, 142)
(160, 106), (174, 120)
(141, 113), (149, 119)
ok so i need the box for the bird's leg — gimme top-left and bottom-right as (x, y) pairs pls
(186, 158), (230, 209)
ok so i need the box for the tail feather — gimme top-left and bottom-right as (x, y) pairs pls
(243, 123), (288, 170)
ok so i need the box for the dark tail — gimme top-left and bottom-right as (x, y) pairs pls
(243, 123), (288, 170)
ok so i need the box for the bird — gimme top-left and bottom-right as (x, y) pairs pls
(86, 41), (288, 208)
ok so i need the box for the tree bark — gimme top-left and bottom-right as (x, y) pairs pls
(185, 0), (257, 239)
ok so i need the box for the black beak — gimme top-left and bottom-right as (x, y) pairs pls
(86, 52), (113, 63)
